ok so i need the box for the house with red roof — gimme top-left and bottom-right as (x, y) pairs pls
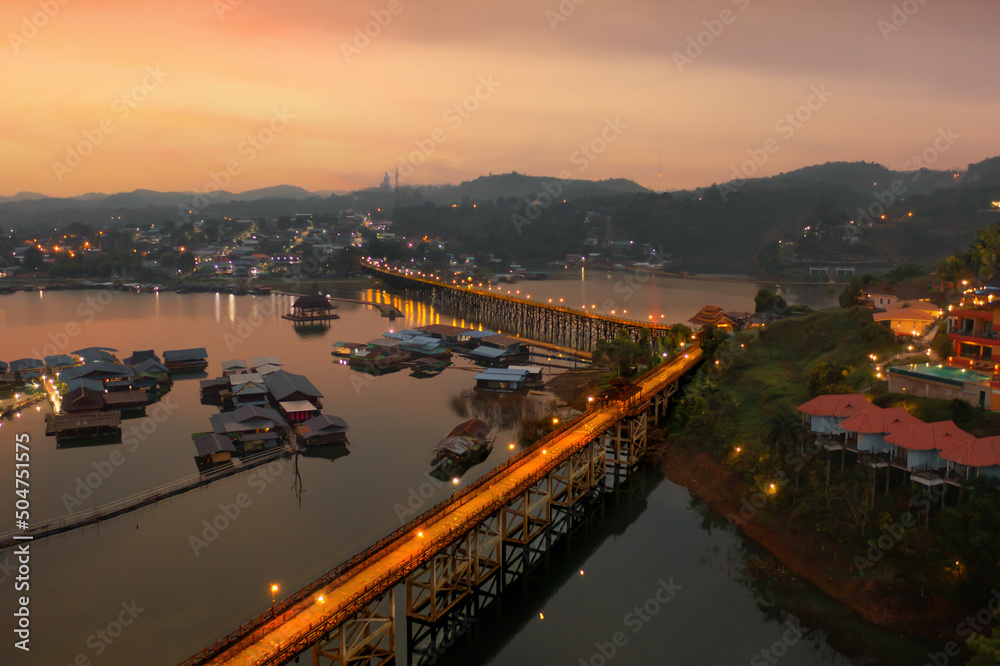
(939, 436), (1000, 482)
(796, 393), (875, 435)
(838, 406), (920, 455)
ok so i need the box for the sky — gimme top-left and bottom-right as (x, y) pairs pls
(1, 0), (999, 197)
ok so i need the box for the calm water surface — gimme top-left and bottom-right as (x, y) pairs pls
(0, 278), (943, 665)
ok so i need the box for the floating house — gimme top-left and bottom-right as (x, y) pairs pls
(474, 367), (531, 393)
(279, 399), (320, 423)
(45, 411), (121, 438)
(132, 358), (171, 387)
(209, 405), (283, 451)
(250, 356), (283, 370)
(102, 389), (148, 410)
(228, 372), (269, 407)
(62, 387), (105, 413)
(164, 348), (209, 373)
(199, 376), (230, 399)
(282, 294), (339, 322)
(193, 433), (237, 464)
(296, 414), (349, 446)
(44, 354), (76, 373)
(332, 341), (373, 357)
(264, 370), (324, 408)
(123, 350), (159, 366)
(221, 359), (250, 376)
(458, 329), (500, 348)
(415, 324), (470, 346)
(72, 347), (119, 364)
(60, 362), (135, 391)
(10, 358), (45, 381)
(64, 377), (105, 393)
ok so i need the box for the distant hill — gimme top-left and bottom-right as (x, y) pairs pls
(730, 161), (962, 200)
(408, 172), (648, 205)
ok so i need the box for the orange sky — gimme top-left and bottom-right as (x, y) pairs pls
(2, 0), (998, 197)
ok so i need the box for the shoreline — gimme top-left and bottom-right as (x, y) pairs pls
(653, 435), (970, 646)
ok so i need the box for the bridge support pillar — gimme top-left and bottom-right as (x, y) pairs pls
(501, 476), (553, 584)
(605, 412), (648, 486)
(651, 380), (678, 426)
(311, 590), (395, 666)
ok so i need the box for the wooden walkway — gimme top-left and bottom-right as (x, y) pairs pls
(184, 348), (702, 666)
(0, 447), (291, 550)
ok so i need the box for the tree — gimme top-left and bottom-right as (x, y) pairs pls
(883, 263), (925, 282)
(177, 252), (196, 273)
(968, 614), (1000, 665)
(754, 288), (787, 313)
(932, 328), (955, 358)
(20, 247), (44, 271)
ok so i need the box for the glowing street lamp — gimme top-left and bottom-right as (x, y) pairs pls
(271, 583), (279, 606)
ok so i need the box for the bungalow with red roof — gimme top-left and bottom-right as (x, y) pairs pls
(939, 436), (1000, 482)
(796, 393), (875, 436)
(838, 406), (919, 455)
(884, 420), (972, 478)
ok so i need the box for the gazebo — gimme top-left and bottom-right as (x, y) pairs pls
(282, 294), (340, 322)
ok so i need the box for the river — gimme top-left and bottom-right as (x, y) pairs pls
(0, 276), (947, 665)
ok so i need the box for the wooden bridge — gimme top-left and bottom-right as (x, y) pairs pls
(363, 262), (672, 350)
(181, 347), (702, 666)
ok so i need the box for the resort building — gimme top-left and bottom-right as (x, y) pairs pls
(798, 395), (1000, 485)
(872, 300), (941, 338)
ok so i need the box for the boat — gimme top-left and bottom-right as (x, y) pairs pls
(431, 419), (494, 475)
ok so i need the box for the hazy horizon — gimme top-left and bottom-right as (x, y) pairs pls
(3, 0), (998, 197)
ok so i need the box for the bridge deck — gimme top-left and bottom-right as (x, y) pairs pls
(201, 349), (702, 666)
(366, 263), (673, 332)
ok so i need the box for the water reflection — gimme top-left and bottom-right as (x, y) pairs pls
(447, 388), (559, 446)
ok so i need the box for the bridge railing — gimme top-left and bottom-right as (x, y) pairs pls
(365, 262), (673, 332)
(181, 349), (702, 665)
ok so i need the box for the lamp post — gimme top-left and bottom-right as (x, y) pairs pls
(271, 583), (278, 608)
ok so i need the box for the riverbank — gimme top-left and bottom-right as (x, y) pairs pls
(652, 433), (969, 645)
